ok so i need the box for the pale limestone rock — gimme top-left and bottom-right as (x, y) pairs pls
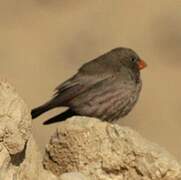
(0, 80), (181, 180)
(0, 81), (31, 155)
(43, 116), (181, 180)
(0, 80), (58, 180)
(60, 172), (90, 180)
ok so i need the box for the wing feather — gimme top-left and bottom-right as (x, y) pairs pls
(52, 72), (113, 106)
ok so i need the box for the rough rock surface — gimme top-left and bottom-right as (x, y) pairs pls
(0, 80), (181, 180)
(59, 172), (90, 180)
(43, 117), (181, 180)
(0, 81), (58, 180)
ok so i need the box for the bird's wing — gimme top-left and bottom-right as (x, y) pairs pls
(52, 51), (119, 106)
(52, 72), (113, 106)
(67, 75), (138, 121)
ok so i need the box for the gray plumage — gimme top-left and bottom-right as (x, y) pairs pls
(31, 47), (146, 124)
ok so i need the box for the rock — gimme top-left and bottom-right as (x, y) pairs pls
(0, 80), (181, 180)
(43, 116), (181, 180)
(60, 172), (90, 180)
(0, 81), (31, 155)
(0, 80), (58, 180)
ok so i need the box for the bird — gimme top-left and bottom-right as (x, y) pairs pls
(31, 47), (147, 124)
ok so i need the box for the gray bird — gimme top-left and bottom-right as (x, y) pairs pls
(31, 47), (147, 124)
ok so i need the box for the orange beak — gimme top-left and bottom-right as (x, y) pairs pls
(137, 59), (147, 70)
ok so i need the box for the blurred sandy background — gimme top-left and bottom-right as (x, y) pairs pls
(0, 0), (181, 160)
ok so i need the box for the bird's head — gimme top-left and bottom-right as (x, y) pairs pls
(110, 47), (147, 72)
(107, 47), (147, 83)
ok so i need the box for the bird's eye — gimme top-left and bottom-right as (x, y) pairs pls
(130, 57), (137, 63)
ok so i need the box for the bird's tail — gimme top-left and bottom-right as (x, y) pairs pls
(43, 109), (77, 125)
(31, 102), (54, 119)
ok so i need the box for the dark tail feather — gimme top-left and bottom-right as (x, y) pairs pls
(31, 102), (54, 119)
(43, 109), (77, 125)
